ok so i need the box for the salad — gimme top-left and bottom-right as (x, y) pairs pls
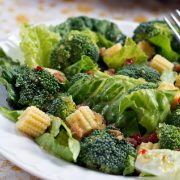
(0, 16), (180, 178)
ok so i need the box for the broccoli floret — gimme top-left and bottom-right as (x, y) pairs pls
(47, 93), (76, 119)
(78, 129), (136, 175)
(133, 20), (179, 61)
(50, 31), (99, 70)
(15, 67), (62, 109)
(166, 108), (180, 127)
(157, 123), (180, 150)
(116, 64), (160, 83)
(51, 16), (124, 42)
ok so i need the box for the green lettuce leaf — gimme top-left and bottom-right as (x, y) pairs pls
(68, 73), (145, 105)
(64, 55), (97, 79)
(0, 107), (22, 122)
(103, 38), (148, 68)
(20, 24), (60, 68)
(110, 89), (173, 132)
(160, 70), (177, 83)
(35, 116), (80, 162)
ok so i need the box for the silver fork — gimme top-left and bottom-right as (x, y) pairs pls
(164, 9), (180, 44)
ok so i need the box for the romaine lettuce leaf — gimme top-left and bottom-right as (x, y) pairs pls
(20, 24), (60, 68)
(103, 38), (148, 68)
(35, 116), (80, 162)
(0, 107), (22, 122)
(68, 73), (145, 105)
(106, 89), (173, 132)
(64, 55), (97, 79)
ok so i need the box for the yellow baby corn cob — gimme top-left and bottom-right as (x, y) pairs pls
(137, 40), (155, 59)
(101, 43), (122, 57)
(66, 106), (105, 140)
(175, 74), (180, 88)
(16, 106), (51, 138)
(150, 54), (174, 73)
(158, 82), (178, 91)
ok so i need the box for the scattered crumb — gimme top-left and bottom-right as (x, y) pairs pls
(61, 8), (72, 14)
(49, 1), (57, 8)
(77, 5), (94, 13)
(37, 4), (45, 11)
(62, 0), (76, 2)
(8, 7), (15, 12)
(98, 11), (107, 17)
(16, 14), (29, 24)
(113, 16), (124, 20)
(11, 165), (22, 172)
(133, 15), (148, 23)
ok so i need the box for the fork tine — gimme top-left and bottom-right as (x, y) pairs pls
(164, 17), (180, 44)
(170, 13), (180, 28)
(176, 9), (180, 16)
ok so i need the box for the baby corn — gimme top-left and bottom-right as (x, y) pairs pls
(137, 40), (155, 59)
(150, 54), (174, 73)
(66, 106), (105, 140)
(16, 106), (51, 138)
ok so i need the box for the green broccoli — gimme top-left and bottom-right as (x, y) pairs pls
(116, 64), (160, 83)
(166, 107), (180, 127)
(47, 93), (76, 119)
(157, 123), (180, 150)
(133, 20), (179, 61)
(50, 31), (99, 70)
(15, 67), (62, 109)
(78, 129), (136, 175)
(51, 16), (124, 42)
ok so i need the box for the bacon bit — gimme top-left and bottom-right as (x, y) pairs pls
(100, 47), (106, 56)
(53, 72), (65, 82)
(125, 58), (134, 65)
(105, 68), (116, 76)
(149, 132), (158, 143)
(171, 94), (180, 111)
(36, 66), (43, 72)
(109, 129), (123, 140)
(174, 64), (180, 73)
(132, 134), (141, 141)
(140, 134), (149, 143)
(86, 70), (94, 75)
(109, 129), (121, 136)
(176, 149), (180, 151)
(116, 135), (123, 140)
(126, 137), (138, 148)
(139, 149), (148, 155)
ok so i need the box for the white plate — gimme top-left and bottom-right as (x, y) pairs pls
(0, 19), (138, 180)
